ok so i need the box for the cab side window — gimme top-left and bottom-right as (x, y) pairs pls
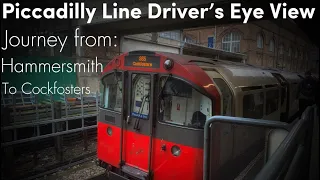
(100, 73), (123, 112)
(243, 92), (264, 119)
(159, 76), (212, 128)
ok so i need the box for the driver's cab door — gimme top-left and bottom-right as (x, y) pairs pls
(121, 72), (156, 179)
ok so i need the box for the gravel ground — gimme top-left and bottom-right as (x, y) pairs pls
(36, 160), (106, 180)
(12, 139), (97, 178)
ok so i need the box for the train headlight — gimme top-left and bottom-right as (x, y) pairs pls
(171, 145), (181, 157)
(164, 59), (174, 70)
(107, 127), (112, 136)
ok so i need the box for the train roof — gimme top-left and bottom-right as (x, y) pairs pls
(157, 51), (247, 67)
(261, 67), (303, 83)
(156, 51), (280, 88)
(278, 71), (302, 83)
(208, 65), (278, 89)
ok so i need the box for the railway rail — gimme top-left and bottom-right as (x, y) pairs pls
(20, 152), (96, 180)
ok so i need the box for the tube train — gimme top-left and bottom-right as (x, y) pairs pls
(97, 51), (302, 180)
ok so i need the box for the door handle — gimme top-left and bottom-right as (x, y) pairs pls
(126, 115), (130, 124)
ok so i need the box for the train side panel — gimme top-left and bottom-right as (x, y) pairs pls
(203, 67), (281, 179)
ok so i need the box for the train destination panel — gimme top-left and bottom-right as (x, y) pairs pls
(124, 55), (160, 68)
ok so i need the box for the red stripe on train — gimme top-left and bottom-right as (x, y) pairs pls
(97, 122), (203, 180)
(97, 122), (121, 168)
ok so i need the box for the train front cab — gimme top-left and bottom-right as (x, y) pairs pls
(98, 51), (219, 180)
(97, 51), (283, 180)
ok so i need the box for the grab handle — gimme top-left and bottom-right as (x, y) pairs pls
(126, 115), (130, 124)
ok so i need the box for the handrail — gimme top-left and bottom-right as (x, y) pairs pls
(254, 105), (316, 180)
(203, 116), (289, 180)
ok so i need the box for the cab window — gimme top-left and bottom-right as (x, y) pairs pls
(100, 73), (123, 112)
(131, 74), (151, 119)
(243, 92), (264, 119)
(159, 76), (212, 128)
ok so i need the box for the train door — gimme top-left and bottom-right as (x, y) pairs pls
(121, 72), (155, 179)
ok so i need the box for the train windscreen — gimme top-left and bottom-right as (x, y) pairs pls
(100, 72), (123, 112)
(158, 76), (212, 128)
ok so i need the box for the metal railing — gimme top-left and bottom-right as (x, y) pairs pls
(1, 90), (35, 106)
(203, 105), (317, 180)
(203, 116), (289, 180)
(254, 105), (317, 180)
(1, 92), (100, 147)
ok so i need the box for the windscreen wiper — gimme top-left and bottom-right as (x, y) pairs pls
(158, 74), (172, 98)
(113, 70), (122, 93)
(134, 94), (149, 131)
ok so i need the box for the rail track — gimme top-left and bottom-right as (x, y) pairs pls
(1, 129), (98, 180)
(20, 152), (97, 180)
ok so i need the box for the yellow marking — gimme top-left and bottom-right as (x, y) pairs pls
(133, 62), (152, 67)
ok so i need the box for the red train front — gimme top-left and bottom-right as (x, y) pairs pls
(97, 50), (299, 179)
(97, 51), (221, 180)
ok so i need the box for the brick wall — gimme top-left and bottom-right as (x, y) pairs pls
(184, 20), (316, 73)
